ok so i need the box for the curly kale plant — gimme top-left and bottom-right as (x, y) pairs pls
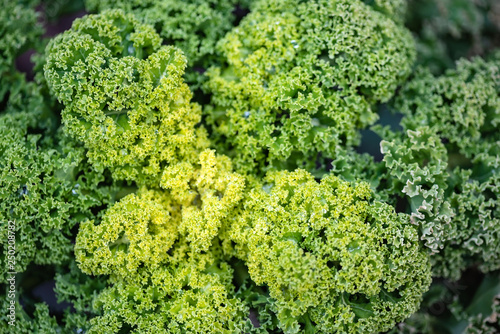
(0, 70), (124, 333)
(204, 0), (415, 175)
(378, 55), (500, 279)
(74, 150), (251, 333)
(83, 0), (251, 87)
(44, 9), (209, 186)
(0, 103), (121, 286)
(3, 0), (500, 332)
(228, 169), (432, 333)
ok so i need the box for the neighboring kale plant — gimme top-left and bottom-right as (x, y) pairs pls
(227, 169), (432, 333)
(74, 150), (255, 333)
(0, 90), (122, 285)
(204, 0), (416, 175)
(83, 0), (252, 87)
(0, 70), (123, 334)
(44, 9), (210, 186)
(378, 54), (500, 279)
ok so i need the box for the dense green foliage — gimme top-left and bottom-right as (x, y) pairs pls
(0, 16), (123, 283)
(228, 169), (431, 333)
(1, 0), (500, 333)
(44, 10), (210, 186)
(377, 55), (500, 280)
(204, 0), (416, 174)
(74, 151), (253, 333)
(84, 0), (250, 87)
(0, 110), (113, 282)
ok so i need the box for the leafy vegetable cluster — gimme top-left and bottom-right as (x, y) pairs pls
(228, 170), (431, 333)
(83, 0), (251, 87)
(378, 55), (500, 279)
(44, 9), (210, 185)
(204, 0), (415, 174)
(1, 0), (499, 333)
